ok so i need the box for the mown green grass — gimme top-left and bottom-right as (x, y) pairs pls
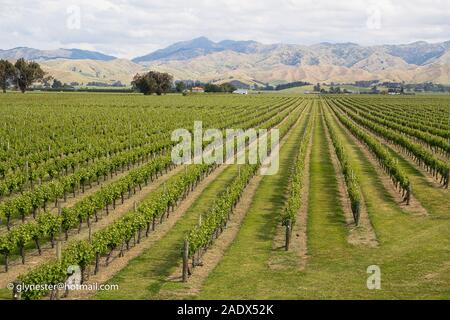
(197, 107), (317, 299)
(196, 103), (450, 299)
(379, 141), (449, 218)
(0, 288), (9, 300)
(276, 85), (315, 94)
(321, 103), (450, 298)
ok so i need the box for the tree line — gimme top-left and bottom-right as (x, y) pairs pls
(250, 81), (311, 91)
(0, 59), (46, 93)
(132, 72), (239, 95)
(174, 81), (237, 93)
(2, 61), (247, 95)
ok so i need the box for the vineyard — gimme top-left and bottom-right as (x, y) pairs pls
(0, 92), (449, 300)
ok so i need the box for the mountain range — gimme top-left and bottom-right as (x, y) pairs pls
(0, 47), (116, 61)
(2, 37), (450, 85)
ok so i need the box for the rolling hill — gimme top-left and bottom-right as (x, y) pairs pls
(39, 59), (143, 85)
(0, 47), (116, 61)
(2, 38), (450, 85)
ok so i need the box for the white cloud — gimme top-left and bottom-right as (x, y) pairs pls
(0, 0), (449, 59)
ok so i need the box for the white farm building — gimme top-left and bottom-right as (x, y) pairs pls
(233, 89), (248, 95)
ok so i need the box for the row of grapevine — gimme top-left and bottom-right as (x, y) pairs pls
(340, 96), (449, 137)
(0, 132), (169, 198)
(5, 95), (305, 298)
(333, 100), (450, 187)
(0, 148), (170, 229)
(336, 99), (450, 155)
(282, 104), (315, 250)
(12, 97), (306, 299)
(322, 103), (362, 225)
(16, 164), (213, 300)
(0, 97), (300, 228)
(0, 155), (173, 271)
(185, 164), (258, 262)
(1, 97), (303, 273)
(327, 100), (412, 202)
(182, 100), (308, 279)
(0, 97), (291, 199)
(0, 95), (294, 170)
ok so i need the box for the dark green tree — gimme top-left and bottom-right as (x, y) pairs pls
(313, 83), (321, 92)
(220, 82), (237, 93)
(0, 59), (15, 93)
(371, 85), (379, 94)
(175, 81), (186, 93)
(42, 75), (54, 88)
(14, 59), (46, 93)
(132, 71), (173, 95)
(204, 83), (222, 92)
(329, 86), (341, 94)
(52, 79), (63, 89)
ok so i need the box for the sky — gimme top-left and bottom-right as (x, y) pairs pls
(0, 0), (449, 59)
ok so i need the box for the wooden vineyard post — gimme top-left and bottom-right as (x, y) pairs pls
(182, 239), (189, 282)
(94, 253), (100, 274)
(25, 161), (29, 188)
(446, 169), (450, 189)
(285, 219), (292, 251)
(406, 185), (412, 205)
(12, 281), (22, 300)
(88, 225), (92, 243)
(56, 239), (62, 261)
(56, 225), (62, 261)
(354, 202), (361, 226)
(4, 254), (8, 272)
(196, 215), (203, 266)
(128, 122), (132, 150)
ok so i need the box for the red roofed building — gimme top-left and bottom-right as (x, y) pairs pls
(191, 86), (204, 93)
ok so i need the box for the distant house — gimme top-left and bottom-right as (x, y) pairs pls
(192, 87), (204, 93)
(233, 89), (248, 95)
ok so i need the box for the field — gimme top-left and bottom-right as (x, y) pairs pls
(0, 92), (449, 300)
(274, 85), (374, 94)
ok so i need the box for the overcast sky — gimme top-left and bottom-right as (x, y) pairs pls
(1, 0), (449, 59)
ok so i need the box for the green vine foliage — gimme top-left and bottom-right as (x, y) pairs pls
(187, 164), (258, 256)
(10, 96), (307, 299)
(282, 108), (314, 226)
(17, 164), (211, 299)
(323, 107), (362, 224)
(332, 99), (449, 186)
(329, 101), (411, 194)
